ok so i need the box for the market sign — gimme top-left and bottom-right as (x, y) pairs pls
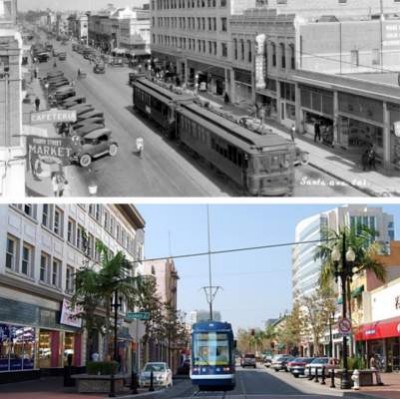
(60, 299), (82, 328)
(30, 109), (77, 124)
(255, 34), (267, 89)
(26, 135), (79, 166)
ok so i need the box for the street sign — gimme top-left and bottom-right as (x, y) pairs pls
(338, 317), (352, 334)
(126, 311), (150, 321)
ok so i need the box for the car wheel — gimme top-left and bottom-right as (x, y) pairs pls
(275, 369), (279, 372)
(79, 154), (92, 167)
(109, 143), (118, 156)
(293, 374), (299, 378)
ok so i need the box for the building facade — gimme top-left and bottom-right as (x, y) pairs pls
(0, 204), (145, 383)
(0, 0), (25, 197)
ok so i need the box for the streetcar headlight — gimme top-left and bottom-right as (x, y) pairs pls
(223, 367), (230, 371)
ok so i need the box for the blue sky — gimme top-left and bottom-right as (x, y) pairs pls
(136, 203), (400, 332)
(18, 0), (147, 12)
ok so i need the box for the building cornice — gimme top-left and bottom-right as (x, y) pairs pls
(116, 205), (145, 230)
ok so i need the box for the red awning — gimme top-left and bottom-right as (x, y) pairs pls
(355, 316), (400, 341)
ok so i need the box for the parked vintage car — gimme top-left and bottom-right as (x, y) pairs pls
(58, 52), (67, 61)
(54, 87), (76, 103)
(93, 62), (106, 74)
(62, 95), (87, 108)
(77, 110), (104, 122)
(68, 104), (95, 116)
(139, 362), (173, 388)
(73, 117), (105, 130)
(71, 128), (118, 167)
(109, 57), (124, 67)
(74, 123), (106, 137)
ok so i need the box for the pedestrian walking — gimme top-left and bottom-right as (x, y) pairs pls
(136, 137), (144, 158)
(53, 60), (57, 68)
(224, 91), (230, 104)
(368, 144), (377, 170)
(34, 97), (40, 112)
(369, 354), (383, 385)
(361, 148), (370, 171)
(290, 124), (296, 142)
(314, 121), (321, 142)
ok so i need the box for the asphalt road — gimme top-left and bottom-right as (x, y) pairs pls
(37, 38), (367, 197)
(129, 367), (356, 399)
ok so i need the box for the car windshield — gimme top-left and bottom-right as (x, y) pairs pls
(312, 358), (329, 364)
(245, 354), (255, 358)
(144, 363), (166, 372)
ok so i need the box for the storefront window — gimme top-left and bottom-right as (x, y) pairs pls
(38, 330), (52, 368)
(286, 103), (296, 121)
(0, 324), (36, 372)
(64, 333), (74, 366)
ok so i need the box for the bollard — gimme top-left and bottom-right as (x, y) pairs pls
(330, 368), (336, 389)
(308, 366), (313, 380)
(149, 370), (155, 392)
(351, 369), (360, 390)
(315, 367), (320, 383)
(131, 371), (138, 394)
(320, 366), (326, 385)
(109, 364), (116, 398)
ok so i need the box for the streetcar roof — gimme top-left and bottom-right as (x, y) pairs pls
(192, 321), (233, 331)
(134, 78), (194, 103)
(178, 106), (291, 152)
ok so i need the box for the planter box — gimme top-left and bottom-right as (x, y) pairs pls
(332, 369), (375, 387)
(71, 373), (128, 393)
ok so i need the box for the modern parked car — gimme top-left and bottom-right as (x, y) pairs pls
(241, 353), (256, 368)
(72, 128), (118, 167)
(139, 362), (173, 388)
(288, 357), (315, 378)
(263, 355), (273, 368)
(305, 357), (339, 376)
(271, 355), (295, 372)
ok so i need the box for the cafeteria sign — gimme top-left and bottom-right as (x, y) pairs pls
(30, 109), (77, 124)
(27, 136), (79, 166)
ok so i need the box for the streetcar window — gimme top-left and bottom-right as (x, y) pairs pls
(193, 332), (231, 366)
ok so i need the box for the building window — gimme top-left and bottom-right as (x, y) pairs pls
(234, 38), (238, 60)
(241, 39), (245, 60)
(110, 216), (115, 237)
(104, 211), (110, 231)
(280, 43), (286, 69)
(290, 44), (295, 69)
(95, 239), (101, 262)
(24, 204), (36, 219)
(248, 40), (252, 63)
(351, 50), (359, 66)
(221, 17), (227, 31)
(66, 266), (74, 293)
(67, 218), (76, 245)
(21, 243), (33, 276)
(220, 0), (226, 5)
(271, 42), (276, 67)
(40, 252), (50, 283)
(221, 42), (228, 57)
(88, 233), (94, 258)
(6, 235), (18, 271)
(52, 258), (61, 287)
(42, 204), (50, 227)
(116, 224), (121, 243)
(77, 225), (84, 251)
(54, 207), (63, 237)
(372, 48), (380, 65)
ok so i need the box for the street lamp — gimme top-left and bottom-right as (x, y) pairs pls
(331, 233), (356, 390)
(109, 290), (121, 398)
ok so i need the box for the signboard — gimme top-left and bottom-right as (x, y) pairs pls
(30, 109), (77, 124)
(383, 22), (400, 47)
(26, 135), (79, 166)
(394, 121), (400, 138)
(126, 311), (150, 321)
(338, 317), (352, 335)
(255, 34), (267, 89)
(60, 299), (82, 328)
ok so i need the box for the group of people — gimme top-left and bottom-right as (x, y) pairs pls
(51, 171), (68, 197)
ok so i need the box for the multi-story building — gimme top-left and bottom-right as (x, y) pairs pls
(0, 204), (145, 383)
(0, 0), (25, 197)
(293, 205), (394, 356)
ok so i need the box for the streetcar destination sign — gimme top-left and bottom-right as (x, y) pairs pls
(30, 109), (77, 124)
(126, 312), (150, 321)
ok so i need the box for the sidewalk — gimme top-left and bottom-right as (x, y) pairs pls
(195, 90), (400, 197)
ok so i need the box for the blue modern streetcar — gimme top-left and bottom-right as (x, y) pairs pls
(190, 321), (236, 391)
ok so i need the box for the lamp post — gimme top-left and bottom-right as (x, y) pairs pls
(329, 311), (335, 358)
(109, 289), (121, 398)
(331, 233), (356, 390)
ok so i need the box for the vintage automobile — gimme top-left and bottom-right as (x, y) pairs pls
(54, 87), (76, 103)
(128, 72), (146, 86)
(71, 128), (118, 167)
(36, 52), (50, 62)
(139, 362), (173, 388)
(58, 52), (67, 61)
(69, 104), (95, 117)
(93, 62), (106, 74)
(109, 57), (124, 67)
(74, 123), (105, 137)
(46, 70), (64, 79)
(62, 95), (87, 108)
(77, 110), (104, 122)
(73, 117), (105, 130)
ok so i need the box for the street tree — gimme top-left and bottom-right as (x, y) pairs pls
(71, 241), (143, 361)
(276, 304), (303, 355)
(300, 287), (336, 356)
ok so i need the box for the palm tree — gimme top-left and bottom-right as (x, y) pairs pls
(72, 241), (143, 362)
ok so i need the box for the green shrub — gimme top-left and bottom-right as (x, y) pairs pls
(345, 357), (366, 370)
(86, 361), (119, 375)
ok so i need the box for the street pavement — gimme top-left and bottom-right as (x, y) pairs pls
(0, 367), (397, 399)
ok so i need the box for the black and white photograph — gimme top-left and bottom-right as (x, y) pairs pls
(1, 0), (400, 196)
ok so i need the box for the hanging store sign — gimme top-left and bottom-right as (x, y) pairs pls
(394, 121), (400, 137)
(60, 299), (82, 328)
(30, 109), (77, 124)
(255, 34), (267, 89)
(26, 135), (79, 166)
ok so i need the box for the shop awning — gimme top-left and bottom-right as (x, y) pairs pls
(351, 285), (364, 298)
(112, 48), (127, 55)
(129, 49), (150, 57)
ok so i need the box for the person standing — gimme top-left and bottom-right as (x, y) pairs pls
(369, 354), (383, 385)
(314, 121), (321, 142)
(34, 97), (40, 112)
(368, 144), (377, 170)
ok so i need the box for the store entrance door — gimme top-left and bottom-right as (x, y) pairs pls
(388, 339), (400, 372)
